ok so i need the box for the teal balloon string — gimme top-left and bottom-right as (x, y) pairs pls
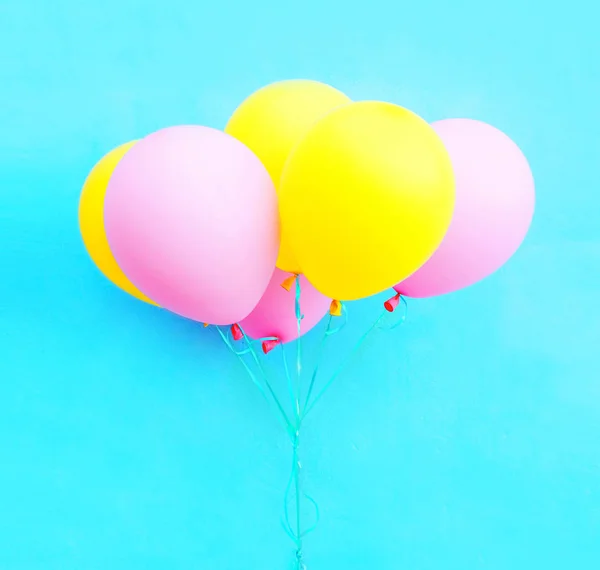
(240, 325), (296, 437)
(215, 326), (267, 399)
(214, 291), (407, 569)
(280, 396), (319, 569)
(294, 278), (305, 567)
(292, 430), (303, 568)
(215, 325), (293, 435)
(301, 303), (348, 415)
(280, 278), (318, 568)
(294, 277), (304, 417)
(280, 342), (296, 423)
(281, 438), (321, 542)
(302, 296), (407, 420)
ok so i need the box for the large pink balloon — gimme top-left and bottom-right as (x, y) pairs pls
(104, 126), (280, 325)
(240, 269), (330, 343)
(395, 119), (535, 298)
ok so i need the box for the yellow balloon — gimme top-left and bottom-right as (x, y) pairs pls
(279, 101), (455, 301)
(225, 80), (351, 273)
(79, 142), (157, 305)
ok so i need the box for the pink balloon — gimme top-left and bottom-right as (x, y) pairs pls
(240, 269), (331, 343)
(395, 119), (535, 298)
(104, 126), (280, 325)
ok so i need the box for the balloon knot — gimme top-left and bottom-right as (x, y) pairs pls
(262, 338), (280, 354)
(384, 293), (401, 312)
(281, 273), (298, 291)
(329, 299), (342, 317)
(203, 323), (209, 328)
(230, 323), (243, 341)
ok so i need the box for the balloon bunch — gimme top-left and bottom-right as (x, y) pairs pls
(79, 80), (534, 568)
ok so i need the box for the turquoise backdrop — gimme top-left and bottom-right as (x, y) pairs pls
(1, 1), (599, 568)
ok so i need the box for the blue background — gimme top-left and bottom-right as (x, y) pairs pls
(1, 0), (599, 568)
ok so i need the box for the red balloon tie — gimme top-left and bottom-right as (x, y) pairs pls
(231, 323), (243, 341)
(384, 293), (401, 312)
(262, 338), (280, 354)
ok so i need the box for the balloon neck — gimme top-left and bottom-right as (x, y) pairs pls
(230, 323), (244, 341)
(262, 338), (280, 354)
(281, 273), (298, 291)
(384, 293), (401, 312)
(329, 300), (342, 317)
(203, 322), (209, 328)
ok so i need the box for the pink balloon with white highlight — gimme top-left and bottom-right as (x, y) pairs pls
(395, 119), (535, 298)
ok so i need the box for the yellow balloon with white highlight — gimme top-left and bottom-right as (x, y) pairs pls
(225, 80), (351, 274)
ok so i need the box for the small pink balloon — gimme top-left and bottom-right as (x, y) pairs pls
(240, 269), (330, 343)
(104, 125), (280, 325)
(395, 119), (535, 298)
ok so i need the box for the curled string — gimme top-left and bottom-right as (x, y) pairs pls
(281, 431), (321, 556)
(280, 278), (319, 568)
(216, 325), (294, 435)
(293, 278), (305, 567)
(215, 291), (404, 569)
(302, 296), (408, 420)
(302, 303), (348, 416)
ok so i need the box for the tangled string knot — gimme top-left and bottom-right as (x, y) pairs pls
(295, 548), (306, 570)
